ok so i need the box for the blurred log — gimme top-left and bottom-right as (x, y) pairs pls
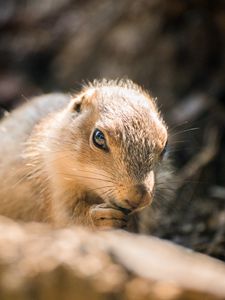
(0, 217), (225, 300)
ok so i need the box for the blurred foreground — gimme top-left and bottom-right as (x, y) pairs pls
(0, 217), (225, 300)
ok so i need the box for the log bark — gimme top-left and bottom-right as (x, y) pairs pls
(0, 216), (225, 300)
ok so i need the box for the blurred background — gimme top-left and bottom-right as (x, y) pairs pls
(0, 0), (224, 260)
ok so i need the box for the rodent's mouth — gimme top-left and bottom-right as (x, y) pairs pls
(110, 198), (150, 214)
(110, 200), (132, 215)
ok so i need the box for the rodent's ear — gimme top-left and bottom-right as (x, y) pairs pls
(71, 89), (98, 113)
(71, 94), (85, 113)
(72, 95), (83, 113)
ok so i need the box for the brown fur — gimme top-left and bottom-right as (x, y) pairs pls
(0, 80), (168, 229)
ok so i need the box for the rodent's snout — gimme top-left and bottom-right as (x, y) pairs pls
(118, 184), (153, 212)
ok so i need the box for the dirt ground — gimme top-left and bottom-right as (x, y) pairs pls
(0, 0), (224, 261)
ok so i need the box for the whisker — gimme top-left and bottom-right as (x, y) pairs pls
(100, 189), (114, 199)
(35, 148), (118, 180)
(55, 172), (114, 184)
(87, 185), (114, 193)
(170, 127), (199, 138)
(168, 140), (186, 145)
(73, 169), (115, 182)
(155, 187), (176, 192)
(168, 120), (190, 132)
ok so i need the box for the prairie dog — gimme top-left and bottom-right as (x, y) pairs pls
(0, 80), (168, 229)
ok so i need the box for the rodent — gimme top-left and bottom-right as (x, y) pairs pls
(0, 79), (168, 230)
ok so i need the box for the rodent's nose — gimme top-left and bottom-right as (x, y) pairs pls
(123, 184), (152, 211)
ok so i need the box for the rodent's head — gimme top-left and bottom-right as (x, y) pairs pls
(57, 80), (168, 212)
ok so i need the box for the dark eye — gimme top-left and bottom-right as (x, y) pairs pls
(92, 129), (108, 151)
(160, 140), (168, 158)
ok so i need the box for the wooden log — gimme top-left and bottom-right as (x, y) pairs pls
(0, 216), (224, 300)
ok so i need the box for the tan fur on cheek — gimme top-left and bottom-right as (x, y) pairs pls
(73, 165), (115, 198)
(49, 147), (114, 198)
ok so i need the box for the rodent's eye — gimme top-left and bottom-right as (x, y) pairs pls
(92, 129), (108, 151)
(160, 140), (168, 158)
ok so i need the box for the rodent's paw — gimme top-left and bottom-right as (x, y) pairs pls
(90, 203), (128, 230)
